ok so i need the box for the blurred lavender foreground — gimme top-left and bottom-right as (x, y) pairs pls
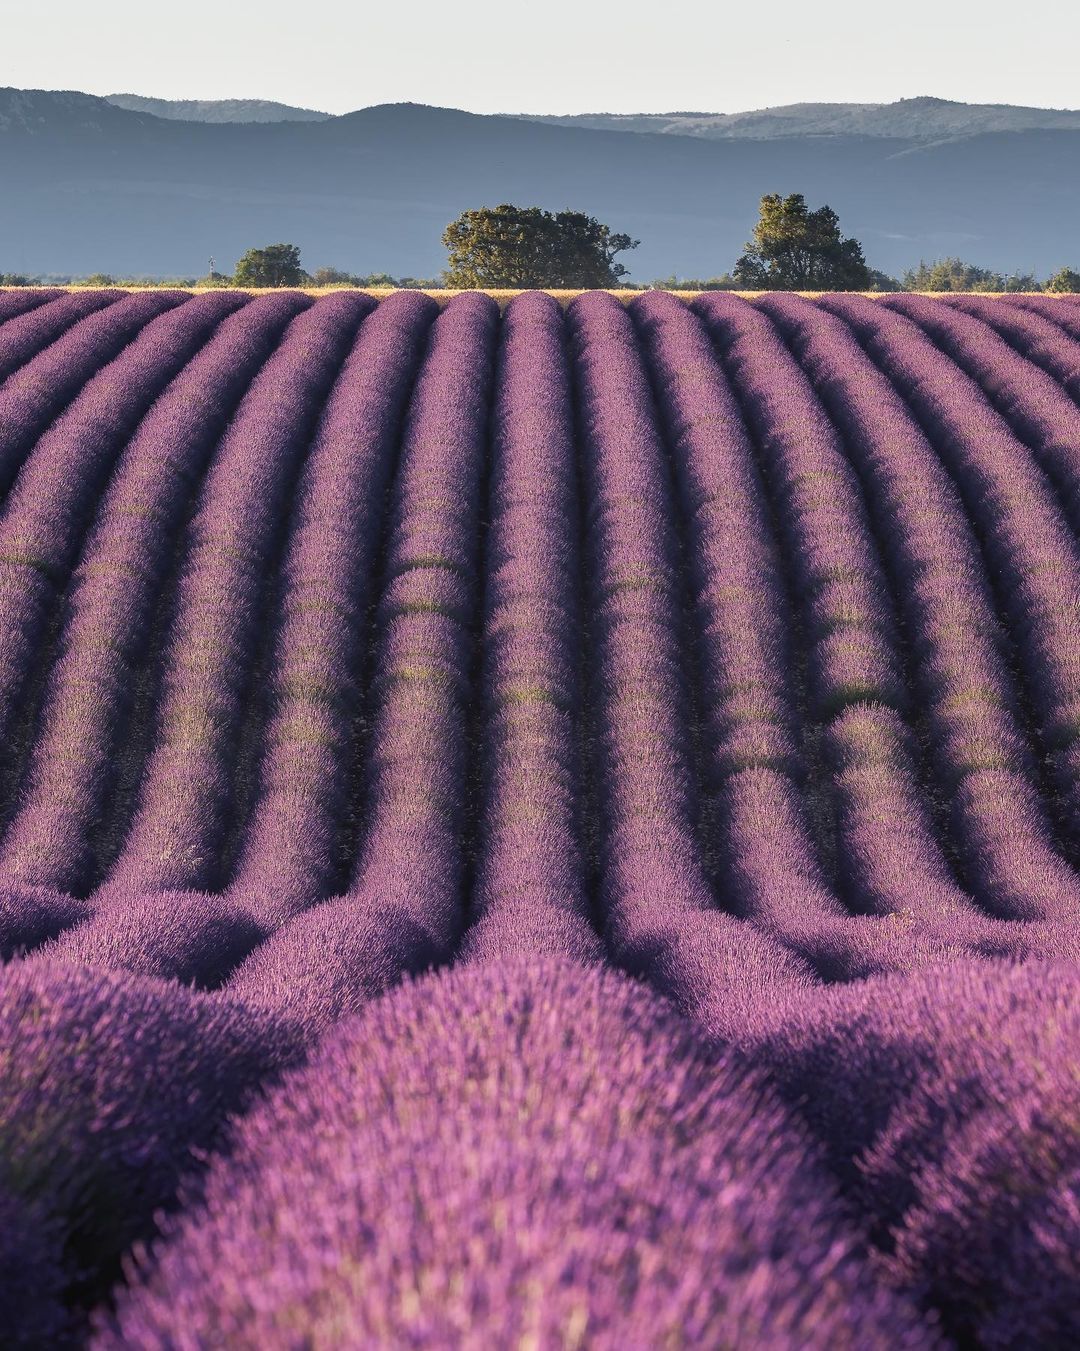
(0, 288), (1077, 1347)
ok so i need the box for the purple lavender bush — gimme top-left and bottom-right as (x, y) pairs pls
(35, 890), (264, 987)
(748, 956), (1080, 1346)
(0, 286), (64, 325)
(97, 960), (936, 1349)
(947, 293), (1080, 407)
(885, 292), (1080, 534)
(566, 290), (815, 1028)
(0, 292), (245, 810)
(0, 959), (303, 1342)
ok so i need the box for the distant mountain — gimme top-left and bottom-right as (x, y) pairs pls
(0, 88), (161, 135)
(83, 93), (1080, 140)
(2, 89), (1078, 281)
(521, 96), (1080, 141)
(106, 94), (331, 124)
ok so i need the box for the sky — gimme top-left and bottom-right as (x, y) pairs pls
(3, 0), (1079, 115)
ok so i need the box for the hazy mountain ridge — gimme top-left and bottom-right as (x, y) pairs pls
(2, 88), (1078, 280)
(519, 96), (1080, 141)
(94, 91), (1080, 140)
(106, 94), (331, 123)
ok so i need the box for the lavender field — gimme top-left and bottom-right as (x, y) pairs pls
(1, 284), (1078, 1347)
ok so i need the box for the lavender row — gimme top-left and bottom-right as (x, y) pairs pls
(763, 293), (1080, 930)
(0, 292), (246, 831)
(628, 292), (850, 954)
(629, 293), (803, 789)
(460, 293), (601, 965)
(947, 294), (1080, 406)
(886, 293), (1080, 536)
(97, 960), (931, 1349)
(823, 294), (1080, 833)
(635, 295), (992, 979)
(100, 293), (372, 898)
(0, 291), (184, 500)
(692, 294), (987, 973)
(0, 286), (62, 325)
(0, 290), (117, 386)
(225, 293), (498, 1034)
(629, 295), (938, 983)
(1011, 293), (1080, 342)
(0, 296), (308, 967)
(3, 951), (1068, 1346)
(698, 296), (906, 719)
(225, 292), (438, 925)
(565, 292), (814, 1034)
(567, 291), (712, 935)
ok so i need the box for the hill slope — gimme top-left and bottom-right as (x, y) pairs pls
(106, 93), (331, 123)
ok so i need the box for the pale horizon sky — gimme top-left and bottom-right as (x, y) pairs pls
(3, 0), (1079, 116)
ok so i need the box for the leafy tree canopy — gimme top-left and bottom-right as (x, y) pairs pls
(902, 257), (1040, 292)
(308, 266), (354, 286)
(1045, 266), (1080, 293)
(0, 273), (31, 286)
(442, 205), (638, 289)
(733, 194), (872, 291)
(233, 243), (308, 288)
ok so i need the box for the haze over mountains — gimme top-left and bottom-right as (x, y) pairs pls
(2, 87), (1079, 280)
(103, 92), (1080, 140)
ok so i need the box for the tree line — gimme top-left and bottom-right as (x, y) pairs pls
(4, 195), (1079, 291)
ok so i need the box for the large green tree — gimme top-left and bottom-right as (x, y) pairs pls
(442, 205), (638, 288)
(233, 243), (308, 288)
(733, 194), (871, 290)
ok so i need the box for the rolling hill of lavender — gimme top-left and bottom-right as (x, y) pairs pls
(0, 284), (1078, 1347)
